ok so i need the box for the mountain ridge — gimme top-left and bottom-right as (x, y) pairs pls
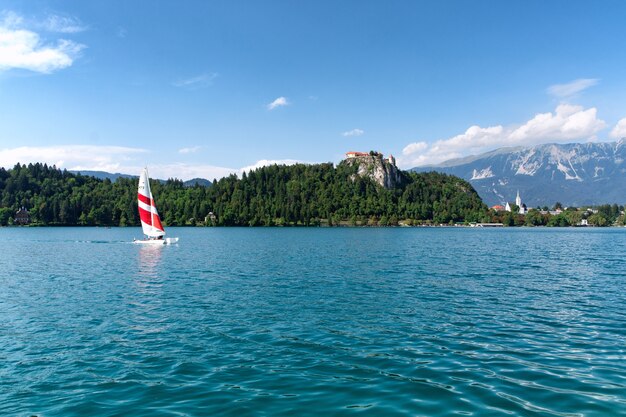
(411, 140), (626, 206)
(69, 170), (211, 187)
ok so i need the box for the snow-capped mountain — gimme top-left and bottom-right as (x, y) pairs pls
(412, 140), (626, 207)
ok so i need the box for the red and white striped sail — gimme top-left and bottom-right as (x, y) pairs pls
(137, 168), (165, 238)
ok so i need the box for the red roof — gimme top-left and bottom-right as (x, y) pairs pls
(491, 205), (505, 211)
(346, 151), (369, 157)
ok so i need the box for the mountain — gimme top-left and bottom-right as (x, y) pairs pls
(70, 170), (136, 182)
(412, 140), (626, 207)
(183, 178), (212, 187)
(70, 170), (211, 187)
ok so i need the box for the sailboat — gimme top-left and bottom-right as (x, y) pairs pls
(134, 168), (179, 245)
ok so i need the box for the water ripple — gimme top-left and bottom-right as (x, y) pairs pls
(0, 227), (625, 416)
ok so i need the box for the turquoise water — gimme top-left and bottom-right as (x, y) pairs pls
(1, 227), (625, 416)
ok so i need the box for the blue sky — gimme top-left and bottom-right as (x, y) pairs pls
(1, 1), (626, 180)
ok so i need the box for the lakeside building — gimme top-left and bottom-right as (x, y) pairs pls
(15, 207), (30, 225)
(505, 190), (527, 215)
(541, 209), (563, 216)
(205, 212), (217, 225)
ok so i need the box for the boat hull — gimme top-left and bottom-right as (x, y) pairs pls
(134, 237), (179, 245)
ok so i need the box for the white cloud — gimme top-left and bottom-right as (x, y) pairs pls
(0, 144), (238, 181)
(147, 163), (237, 181)
(508, 104), (605, 142)
(0, 145), (315, 182)
(0, 145), (148, 173)
(0, 11), (85, 73)
(400, 104), (606, 167)
(402, 142), (428, 155)
(172, 72), (218, 89)
(435, 125), (505, 151)
(41, 14), (86, 33)
(239, 159), (306, 174)
(400, 148), (463, 168)
(178, 146), (202, 154)
(547, 78), (599, 98)
(1, 11), (22, 28)
(610, 117), (626, 139)
(267, 96), (289, 110)
(342, 128), (364, 137)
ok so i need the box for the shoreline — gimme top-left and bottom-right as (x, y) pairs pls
(2, 223), (623, 229)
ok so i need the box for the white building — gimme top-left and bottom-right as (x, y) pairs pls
(516, 190), (527, 214)
(504, 190), (527, 214)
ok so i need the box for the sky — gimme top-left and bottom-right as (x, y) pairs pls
(2, 0), (626, 180)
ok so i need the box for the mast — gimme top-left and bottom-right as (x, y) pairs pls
(146, 168), (155, 233)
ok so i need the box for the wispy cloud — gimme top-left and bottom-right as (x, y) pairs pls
(116, 27), (127, 38)
(0, 144), (237, 181)
(1, 10), (22, 28)
(547, 78), (599, 98)
(0, 11), (85, 73)
(0, 144), (318, 182)
(172, 72), (218, 89)
(178, 146), (202, 154)
(40, 14), (87, 33)
(400, 104), (606, 167)
(267, 96), (289, 110)
(0, 145), (147, 173)
(342, 128), (364, 137)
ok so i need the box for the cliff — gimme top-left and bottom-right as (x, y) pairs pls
(343, 152), (402, 189)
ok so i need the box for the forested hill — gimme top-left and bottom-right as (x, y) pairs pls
(0, 162), (487, 226)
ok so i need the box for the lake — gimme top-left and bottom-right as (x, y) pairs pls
(1, 227), (625, 416)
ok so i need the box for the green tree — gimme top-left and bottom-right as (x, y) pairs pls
(588, 213), (609, 227)
(0, 207), (11, 225)
(547, 214), (569, 227)
(524, 210), (545, 226)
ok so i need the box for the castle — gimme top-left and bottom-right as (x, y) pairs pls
(344, 151), (400, 189)
(346, 151), (396, 166)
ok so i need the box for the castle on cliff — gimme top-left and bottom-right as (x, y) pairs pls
(344, 151), (400, 189)
(346, 151), (396, 167)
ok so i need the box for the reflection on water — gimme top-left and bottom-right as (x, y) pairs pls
(133, 244), (164, 305)
(130, 244), (168, 337)
(137, 244), (163, 281)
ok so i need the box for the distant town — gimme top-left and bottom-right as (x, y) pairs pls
(482, 190), (622, 227)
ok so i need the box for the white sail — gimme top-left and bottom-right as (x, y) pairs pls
(137, 168), (165, 238)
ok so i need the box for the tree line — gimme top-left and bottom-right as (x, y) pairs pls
(491, 204), (626, 227)
(0, 162), (487, 226)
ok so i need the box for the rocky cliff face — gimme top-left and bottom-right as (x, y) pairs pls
(412, 140), (626, 206)
(343, 153), (402, 189)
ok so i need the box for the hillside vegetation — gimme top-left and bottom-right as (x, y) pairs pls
(0, 162), (487, 226)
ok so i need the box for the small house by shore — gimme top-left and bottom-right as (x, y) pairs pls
(15, 207), (30, 225)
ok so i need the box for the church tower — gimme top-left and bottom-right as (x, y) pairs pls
(515, 190), (522, 207)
